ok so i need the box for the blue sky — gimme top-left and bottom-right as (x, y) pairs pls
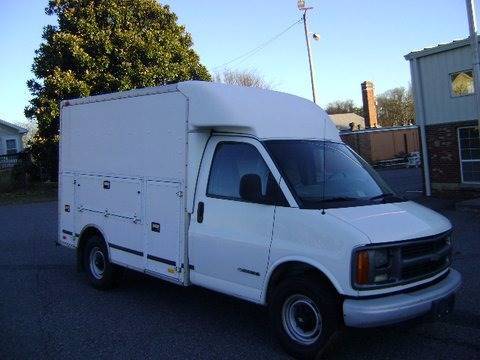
(0, 0), (476, 125)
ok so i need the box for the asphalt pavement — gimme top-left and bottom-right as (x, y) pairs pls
(1, 187), (479, 359)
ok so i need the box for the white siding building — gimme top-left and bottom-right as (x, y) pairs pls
(0, 118), (28, 169)
(405, 37), (480, 193)
(0, 118), (27, 155)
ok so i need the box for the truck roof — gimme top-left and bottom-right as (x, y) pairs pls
(62, 81), (340, 141)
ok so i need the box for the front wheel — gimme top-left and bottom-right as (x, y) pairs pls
(83, 236), (118, 290)
(269, 277), (339, 359)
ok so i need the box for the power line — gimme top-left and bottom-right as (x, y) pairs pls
(212, 18), (303, 70)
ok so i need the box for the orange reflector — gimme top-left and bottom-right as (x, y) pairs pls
(356, 251), (369, 285)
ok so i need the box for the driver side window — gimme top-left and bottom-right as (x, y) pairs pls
(207, 142), (287, 206)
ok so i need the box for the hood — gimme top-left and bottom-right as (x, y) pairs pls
(327, 201), (452, 244)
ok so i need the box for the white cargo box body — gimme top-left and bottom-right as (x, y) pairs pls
(59, 87), (192, 282)
(58, 81), (340, 284)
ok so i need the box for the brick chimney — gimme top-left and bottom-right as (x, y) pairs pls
(361, 81), (378, 128)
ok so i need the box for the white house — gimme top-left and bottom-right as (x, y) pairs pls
(405, 36), (480, 194)
(0, 118), (28, 167)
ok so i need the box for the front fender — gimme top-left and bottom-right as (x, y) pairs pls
(261, 255), (345, 305)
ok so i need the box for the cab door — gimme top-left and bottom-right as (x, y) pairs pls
(188, 136), (286, 302)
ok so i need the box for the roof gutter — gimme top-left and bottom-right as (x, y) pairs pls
(0, 118), (28, 134)
(404, 37), (478, 60)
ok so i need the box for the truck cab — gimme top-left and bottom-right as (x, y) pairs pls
(188, 133), (460, 356)
(59, 81), (461, 359)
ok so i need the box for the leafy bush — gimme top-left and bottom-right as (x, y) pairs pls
(0, 170), (13, 193)
(10, 156), (41, 190)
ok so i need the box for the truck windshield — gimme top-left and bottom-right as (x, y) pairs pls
(265, 140), (404, 209)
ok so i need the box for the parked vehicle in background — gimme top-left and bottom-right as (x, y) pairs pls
(58, 82), (461, 359)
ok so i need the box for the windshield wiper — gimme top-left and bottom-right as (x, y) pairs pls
(369, 193), (394, 201)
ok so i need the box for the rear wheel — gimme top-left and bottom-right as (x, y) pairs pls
(83, 235), (117, 289)
(269, 276), (339, 359)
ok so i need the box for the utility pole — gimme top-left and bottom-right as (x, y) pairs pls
(298, 1), (318, 104)
(466, 0), (480, 131)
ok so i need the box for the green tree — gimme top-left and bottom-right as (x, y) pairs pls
(325, 99), (363, 117)
(376, 86), (415, 127)
(26, 0), (211, 179)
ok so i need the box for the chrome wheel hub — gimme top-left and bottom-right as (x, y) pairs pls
(282, 294), (322, 345)
(89, 246), (105, 280)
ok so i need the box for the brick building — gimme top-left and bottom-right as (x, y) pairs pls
(341, 126), (420, 164)
(405, 37), (480, 194)
(334, 81), (420, 165)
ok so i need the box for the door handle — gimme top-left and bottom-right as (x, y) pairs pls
(197, 202), (204, 223)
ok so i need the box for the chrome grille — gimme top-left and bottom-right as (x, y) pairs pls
(400, 235), (451, 282)
(352, 231), (452, 290)
(401, 237), (449, 259)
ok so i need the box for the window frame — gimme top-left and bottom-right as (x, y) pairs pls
(457, 126), (480, 184)
(449, 69), (475, 98)
(5, 138), (18, 155)
(205, 140), (287, 206)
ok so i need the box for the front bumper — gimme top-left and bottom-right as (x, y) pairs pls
(343, 269), (462, 328)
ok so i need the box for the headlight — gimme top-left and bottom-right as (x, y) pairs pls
(374, 249), (389, 268)
(353, 248), (395, 288)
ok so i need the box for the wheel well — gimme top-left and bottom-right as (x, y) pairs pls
(77, 226), (105, 271)
(266, 261), (338, 305)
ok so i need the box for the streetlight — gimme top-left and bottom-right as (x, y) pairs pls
(298, 1), (319, 104)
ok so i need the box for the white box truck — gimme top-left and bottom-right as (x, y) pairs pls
(58, 81), (461, 358)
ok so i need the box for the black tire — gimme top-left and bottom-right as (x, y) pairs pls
(269, 276), (340, 359)
(83, 235), (118, 290)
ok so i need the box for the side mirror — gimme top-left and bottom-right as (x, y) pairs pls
(239, 174), (263, 203)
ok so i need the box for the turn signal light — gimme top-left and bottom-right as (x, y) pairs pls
(356, 251), (370, 285)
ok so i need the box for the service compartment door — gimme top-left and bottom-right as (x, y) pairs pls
(59, 173), (76, 247)
(77, 175), (142, 218)
(145, 181), (183, 280)
(76, 175), (144, 269)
